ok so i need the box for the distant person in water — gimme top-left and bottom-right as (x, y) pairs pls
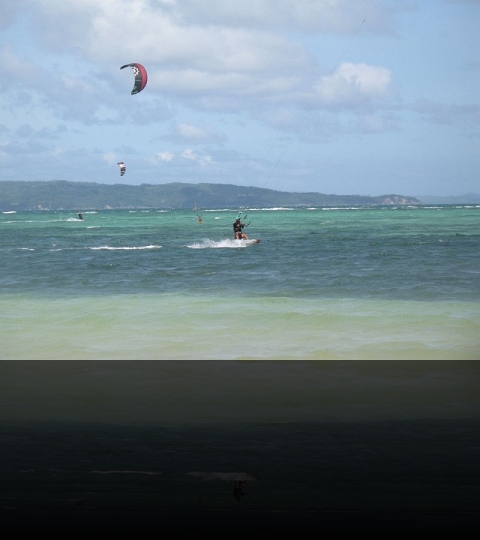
(233, 217), (249, 240)
(233, 480), (250, 503)
(78, 212), (83, 220)
(198, 214), (203, 224)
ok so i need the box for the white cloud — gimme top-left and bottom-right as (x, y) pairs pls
(157, 150), (174, 161)
(171, 122), (226, 144)
(182, 147), (214, 166)
(28, 0), (310, 71)
(178, 123), (208, 140)
(314, 62), (392, 106)
(182, 148), (197, 161)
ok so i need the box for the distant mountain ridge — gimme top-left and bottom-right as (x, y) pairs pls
(0, 180), (422, 211)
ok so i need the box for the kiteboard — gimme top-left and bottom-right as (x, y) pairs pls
(242, 239), (261, 246)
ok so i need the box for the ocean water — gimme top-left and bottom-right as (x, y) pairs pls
(1, 204), (479, 359)
(2, 205), (480, 523)
(1, 360), (480, 519)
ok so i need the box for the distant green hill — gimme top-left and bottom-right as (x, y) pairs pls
(0, 180), (421, 211)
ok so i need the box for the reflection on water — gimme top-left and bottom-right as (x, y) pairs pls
(1, 361), (480, 529)
(1, 420), (479, 515)
(187, 472), (260, 505)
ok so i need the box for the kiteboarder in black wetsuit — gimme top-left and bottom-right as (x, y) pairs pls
(233, 217), (249, 240)
(78, 212), (84, 220)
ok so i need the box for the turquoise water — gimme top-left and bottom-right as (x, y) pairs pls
(1, 205), (479, 359)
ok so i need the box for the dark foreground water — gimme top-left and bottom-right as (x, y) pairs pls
(1, 361), (479, 530)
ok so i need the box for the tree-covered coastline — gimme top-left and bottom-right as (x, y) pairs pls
(0, 180), (421, 211)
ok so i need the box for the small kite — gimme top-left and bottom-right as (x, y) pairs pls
(120, 63), (148, 95)
(117, 162), (126, 176)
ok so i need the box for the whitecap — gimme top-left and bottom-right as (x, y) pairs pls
(187, 238), (253, 249)
(90, 245), (161, 250)
(90, 470), (162, 475)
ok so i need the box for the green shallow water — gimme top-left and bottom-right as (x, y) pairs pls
(1, 294), (478, 359)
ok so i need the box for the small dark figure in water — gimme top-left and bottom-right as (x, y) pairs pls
(78, 212), (83, 220)
(233, 480), (250, 503)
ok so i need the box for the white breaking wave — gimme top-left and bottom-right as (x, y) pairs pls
(90, 245), (161, 250)
(252, 207), (294, 211)
(187, 238), (254, 249)
(90, 470), (162, 475)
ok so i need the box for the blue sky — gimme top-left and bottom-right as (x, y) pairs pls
(0, 0), (478, 197)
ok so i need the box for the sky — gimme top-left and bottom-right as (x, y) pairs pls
(0, 0), (479, 197)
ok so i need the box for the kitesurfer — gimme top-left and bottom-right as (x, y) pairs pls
(233, 217), (249, 240)
(78, 212), (83, 220)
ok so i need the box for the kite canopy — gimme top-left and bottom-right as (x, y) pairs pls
(117, 162), (126, 176)
(120, 63), (148, 95)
